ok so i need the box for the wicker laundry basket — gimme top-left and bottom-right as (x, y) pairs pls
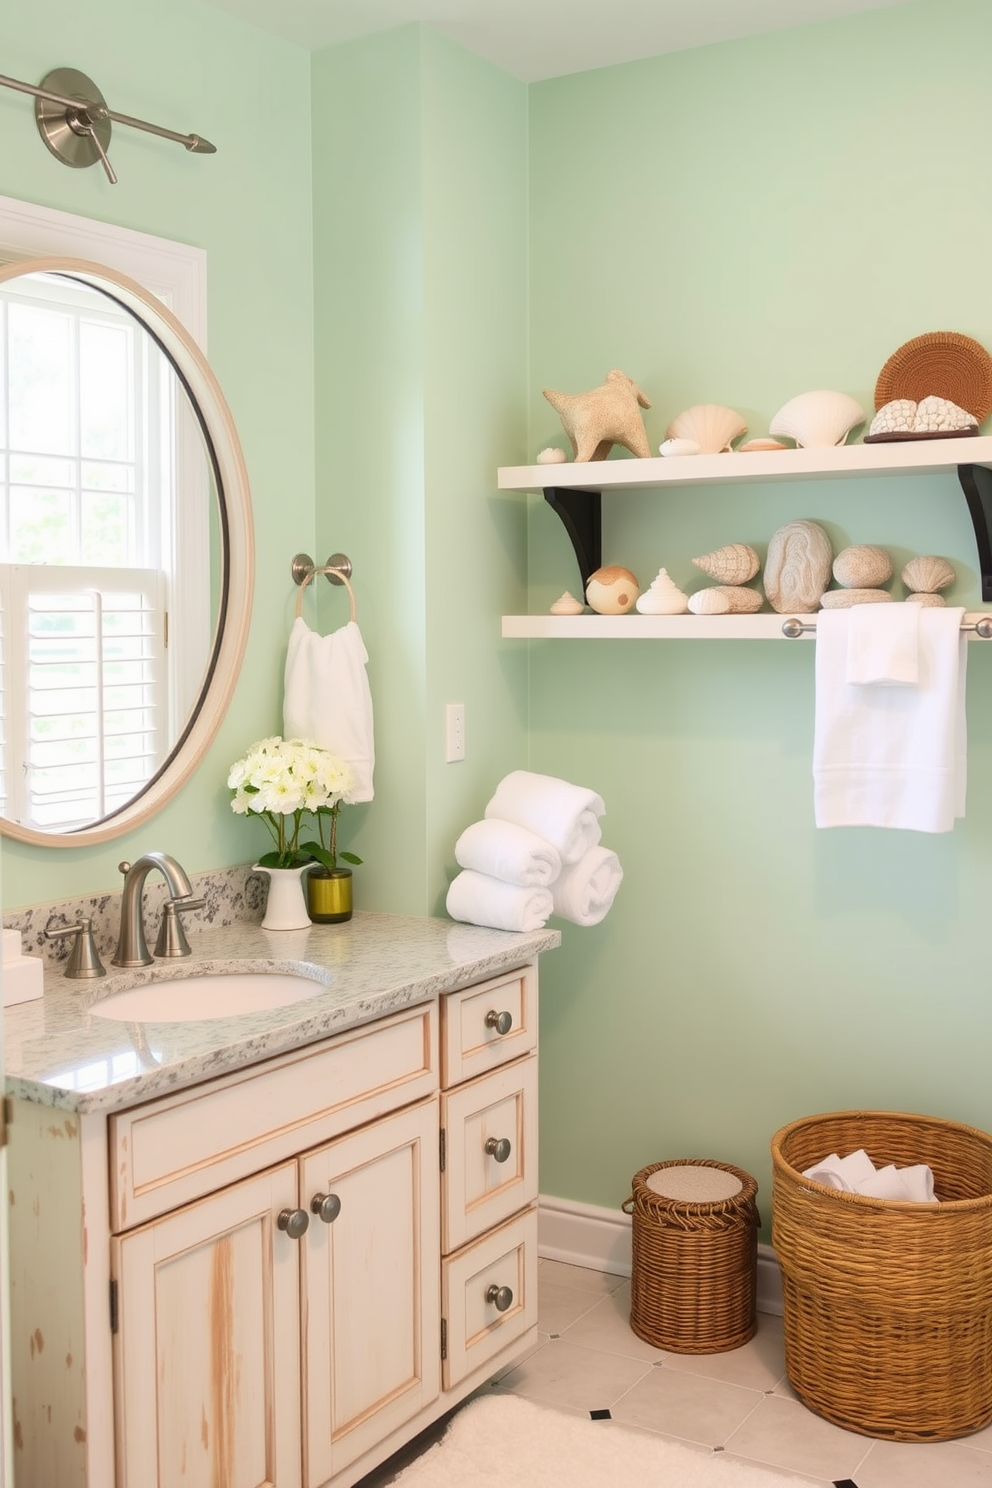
(623, 1158), (760, 1354)
(772, 1110), (992, 1442)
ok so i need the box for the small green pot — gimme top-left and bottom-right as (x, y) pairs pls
(306, 866), (353, 923)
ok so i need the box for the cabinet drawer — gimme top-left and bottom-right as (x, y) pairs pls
(110, 1002), (437, 1230)
(441, 962), (537, 1087)
(442, 1206), (538, 1390)
(441, 1054), (537, 1253)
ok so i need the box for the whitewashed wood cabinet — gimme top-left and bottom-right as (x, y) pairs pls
(7, 960), (540, 1488)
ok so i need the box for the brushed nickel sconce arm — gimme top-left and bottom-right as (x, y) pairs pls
(0, 67), (216, 185)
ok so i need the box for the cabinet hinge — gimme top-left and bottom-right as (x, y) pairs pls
(440, 1317), (447, 1360)
(0, 1096), (11, 1149)
(109, 1279), (119, 1334)
(439, 1127), (446, 1173)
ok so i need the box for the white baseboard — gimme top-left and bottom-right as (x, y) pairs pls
(538, 1193), (783, 1317)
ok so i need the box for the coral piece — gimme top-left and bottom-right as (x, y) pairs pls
(659, 437), (701, 457)
(666, 404), (747, 454)
(585, 565), (639, 615)
(764, 520), (833, 613)
(819, 589), (894, 608)
(901, 555), (956, 593)
(867, 396), (977, 440)
(832, 545), (893, 589)
(687, 588), (732, 615)
(769, 390), (865, 448)
(549, 591), (584, 615)
(635, 569), (688, 615)
(536, 447), (568, 465)
(739, 437), (789, 453)
(906, 591), (946, 607)
(692, 543), (761, 585)
(543, 370), (652, 463)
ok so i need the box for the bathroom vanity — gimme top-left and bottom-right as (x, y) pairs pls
(3, 910), (559, 1488)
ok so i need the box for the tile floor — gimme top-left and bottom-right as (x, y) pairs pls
(362, 1258), (992, 1487)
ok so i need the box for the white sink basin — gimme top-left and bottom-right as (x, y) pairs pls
(89, 971), (328, 1023)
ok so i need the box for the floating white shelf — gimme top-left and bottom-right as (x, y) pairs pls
(501, 611), (992, 641)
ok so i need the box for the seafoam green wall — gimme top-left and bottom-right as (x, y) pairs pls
(0, 0), (315, 907)
(311, 28), (529, 913)
(527, 0), (992, 1223)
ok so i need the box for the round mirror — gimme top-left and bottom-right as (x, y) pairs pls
(0, 256), (253, 846)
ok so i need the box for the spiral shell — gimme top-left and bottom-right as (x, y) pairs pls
(764, 520), (833, 614)
(906, 591), (946, 607)
(901, 555), (955, 593)
(819, 589), (894, 609)
(687, 588), (732, 615)
(832, 545), (893, 589)
(635, 569), (689, 615)
(769, 390), (865, 449)
(692, 543), (760, 585)
(666, 404), (747, 454)
(549, 591), (584, 615)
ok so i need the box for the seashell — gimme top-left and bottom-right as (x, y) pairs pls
(769, 390), (866, 449)
(906, 591), (946, 607)
(537, 446), (568, 465)
(666, 404), (747, 455)
(819, 588), (894, 609)
(868, 396), (977, 438)
(687, 588), (732, 615)
(692, 543), (761, 585)
(901, 555), (955, 593)
(549, 591), (584, 615)
(764, 520), (833, 613)
(585, 565), (639, 616)
(706, 585), (763, 613)
(635, 568), (689, 615)
(738, 437), (789, 452)
(659, 437), (701, 457)
(832, 544), (893, 589)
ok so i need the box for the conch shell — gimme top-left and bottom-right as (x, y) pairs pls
(832, 545), (893, 589)
(692, 543), (760, 585)
(666, 404), (747, 454)
(901, 555), (955, 593)
(635, 569), (688, 615)
(549, 591), (584, 615)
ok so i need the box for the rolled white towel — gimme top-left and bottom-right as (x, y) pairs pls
(802, 1148), (877, 1192)
(857, 1164), (936, 1203)
(454, 819), (561, 888)
(446, 870), (553, 933)
(484, 770), (604, 865)
(551, 846), (623, 927)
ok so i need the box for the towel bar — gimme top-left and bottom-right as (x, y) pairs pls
(782, 615), (992, 639)
(291, 552), (356, 622)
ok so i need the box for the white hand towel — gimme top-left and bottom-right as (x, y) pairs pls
(484, 771), (604, 865)
(846, 602), (920, 686)
(446, 870), (553, 933)
(283, 617), (375, 802)
(454, 820), (561, 888)
(551, 846), (623, 927)
(813, 606), (967, 832)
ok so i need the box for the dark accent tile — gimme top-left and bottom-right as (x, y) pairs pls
(833, 1480), (859, 1487)
(589, 1409), (611, 1420)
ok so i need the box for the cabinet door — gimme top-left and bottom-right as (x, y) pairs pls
(112, 1161), (302, 1488)
(301, 1099), (440, 1486)
(441, 1055), (537, 1253)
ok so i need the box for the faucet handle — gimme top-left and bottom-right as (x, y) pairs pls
(45, 918), (107, 979)
(154, 898), (206, 958)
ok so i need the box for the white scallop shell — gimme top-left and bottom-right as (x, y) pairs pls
(585, 565), (639, 615)
(666, 404), (747, 454)
(549, 591), (584, 615)
(692, 543), (760, 585)
(906, 591), (946, 607)
(832, 544), (893, 589)
(635, 568), (689, 614)
(901, 555), (955, 593)
(706, 585), (763, 613)
(536, 446), (568, 465)
(738, 437), (789, 452)
(687, 588), (732, 615)
(764, 520), (833, 613)
(769, 390), (865, 449)
(819, 588), (894, 609)
(659, 437), (701, 457)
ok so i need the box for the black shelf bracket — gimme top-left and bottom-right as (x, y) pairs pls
(543, 486), (602, 595)
(957, 463), (992, 601)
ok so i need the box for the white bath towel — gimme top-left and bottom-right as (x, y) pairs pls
(446, 870), (553, 933)
(846, 602), (920, 686)
(454, 819), (561, 888)
(803, 1149), (936, 1202)
(813, 606), (967, 832)
(551, 845), (623, 927)
(283, 617), (375, 802)
(484, 771), (604, 865)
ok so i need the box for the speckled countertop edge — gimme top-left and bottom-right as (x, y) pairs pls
(3, 911), (560, 1116)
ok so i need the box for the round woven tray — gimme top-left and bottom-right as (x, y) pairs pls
(874, 331), (992, 420)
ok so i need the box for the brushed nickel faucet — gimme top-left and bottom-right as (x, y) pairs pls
(112, 853), (200, 968)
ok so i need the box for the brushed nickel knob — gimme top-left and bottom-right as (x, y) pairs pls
(486, 1283), (513, 1312)
(311, 1192), (342, 1224)
(485, 1009), (513, 1035)
(277, 1207), (310, 1240)
(485, 1136), (511, 1164)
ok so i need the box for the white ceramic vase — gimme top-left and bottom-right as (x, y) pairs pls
(254, 864), (311, 931)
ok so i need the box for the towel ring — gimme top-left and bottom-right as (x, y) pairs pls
(292, 552), (357, 622)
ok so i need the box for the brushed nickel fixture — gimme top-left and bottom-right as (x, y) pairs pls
(0, 66), (216, 185)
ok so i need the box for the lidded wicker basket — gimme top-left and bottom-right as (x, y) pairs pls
(624, 1158), (759, 1354)
(772, 1110), (992, 1442)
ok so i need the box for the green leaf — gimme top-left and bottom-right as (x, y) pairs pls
(340, 851), (363, 866)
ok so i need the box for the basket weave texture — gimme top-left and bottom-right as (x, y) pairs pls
(772, 1110), (992, 1442)
(874, 330), (992, 420)
(624, 1159), (759, 1355)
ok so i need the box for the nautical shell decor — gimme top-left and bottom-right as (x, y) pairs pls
(537, 446), (568, 465)
(901, 555), (955, 593)
(549, 591), (584, 615)
(659, 437), (701, 457)
(820, 589), (894, 608)
(906, 591), (946, 607)
(687, 588), (731, 615)
(692, 543), (761, 585)
(832, 545), (893, 589)
(739, 437), (789, 453)
(764, 519), (833, 613)
(585, 565), (639, 615)
(769, 390), (865, 449)
(543, 369), (652, 463)
(666, 404), (747, 455)
(635, 569), (689, 614)
(867, 396), (977, 441)
(689, 585), (763, 614)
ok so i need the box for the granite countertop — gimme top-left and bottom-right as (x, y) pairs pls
(3, 912), (560, 1116)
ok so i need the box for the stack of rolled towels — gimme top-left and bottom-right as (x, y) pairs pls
(446, 770), (623, 932)
(802, 1148), (938, 1203)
